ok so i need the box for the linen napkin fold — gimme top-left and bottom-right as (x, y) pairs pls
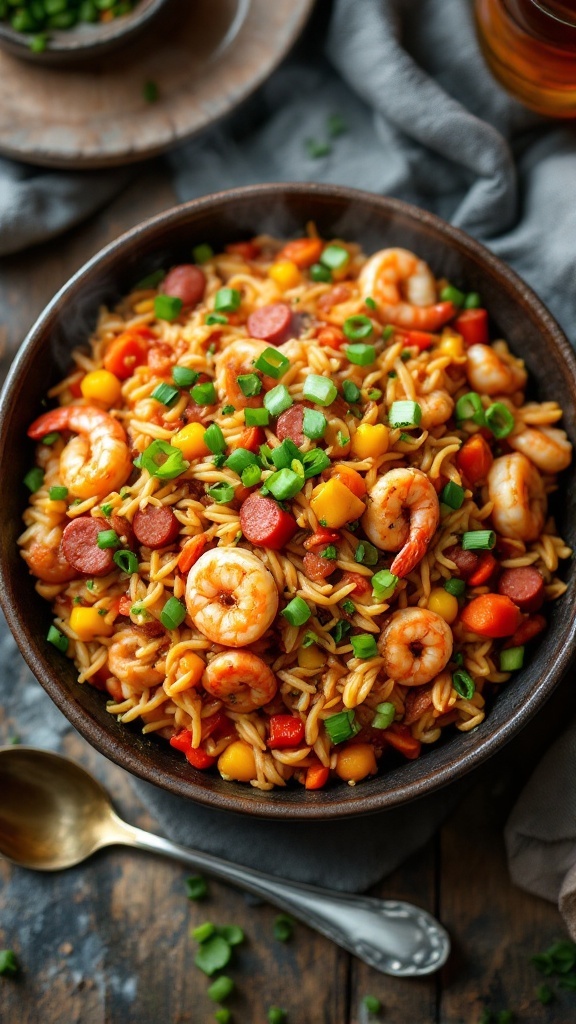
(1, 0), (576, 896)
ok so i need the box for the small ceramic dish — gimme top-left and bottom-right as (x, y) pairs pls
(1, 183), (575, 819)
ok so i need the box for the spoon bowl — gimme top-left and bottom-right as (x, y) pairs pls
(0, 746), (450, 976)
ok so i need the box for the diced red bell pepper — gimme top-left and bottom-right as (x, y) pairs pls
(231, 427), (265, 453)
(170, 728), (192, 753)
(456, 434), (494, 486)
(341, 571), (371, 596)
(453, 308), (489, 347)
(400, 329), (435, 351)
(305, 763), (330, 790)
(118, 595), (132, 617)
(304, 527), (341, 551)
(185, 746), (217, 769)
(267, 715), (305, 750)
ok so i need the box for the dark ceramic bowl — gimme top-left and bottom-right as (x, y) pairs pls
(0, 0), (171, 65)
(2, 184), (576, 819)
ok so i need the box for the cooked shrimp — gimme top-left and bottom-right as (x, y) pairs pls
(465, 343), (527, 395)
(202, 650), (277, 712)
(378, 608), (453, 686)
(185, 548), (279, 647)
(362, 467), (440, 578)
(214, 339), (269, 408)
(27, 405), (132, 500)
(418, 390), (454, 429)
(488, 453), (547, 542)
(107, 627), (165, 691)
(509, 426), (572, 474)
(22, 539), (76, 583)
(357, 248), (454, 330)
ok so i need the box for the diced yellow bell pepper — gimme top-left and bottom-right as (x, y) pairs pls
(218, 740), (256, 782)
(298, 645), (327, 670)
(310, 477), (366, 529)
(335, 743), (378, 782)
(268, 260), (301, 291)
(69, 606), (114, 641)
(80, 369), (122, 408)
(171, 422), (210, 461)
(350, 423), (389, 460)
(427, 588), (459, 624)
(439, 331), (465, 360)
(179, 651), (206, 687)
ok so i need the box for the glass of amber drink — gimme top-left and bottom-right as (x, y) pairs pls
(474, 0), (576, 117)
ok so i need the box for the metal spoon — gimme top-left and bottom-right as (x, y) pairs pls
(0, 746), (450, 976)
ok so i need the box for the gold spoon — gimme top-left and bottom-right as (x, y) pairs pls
(0, 746), (450, 976)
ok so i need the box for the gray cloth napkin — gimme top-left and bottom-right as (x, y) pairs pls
(2, 0), (576, 896)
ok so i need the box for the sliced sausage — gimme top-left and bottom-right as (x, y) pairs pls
(133, 505), (180, 550)
(61, 518), (116, 577)
(497, 566), (545, 613)
(162, 265), (206, 307)
(276, 404), (305, 446)
(239, 493), (297, 550)
(111, 514), (135, 550)
(303, 551), (337, 582)
(444, 544), (479, 580)
(247, 303), (294, 346)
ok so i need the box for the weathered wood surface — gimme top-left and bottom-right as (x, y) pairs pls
(1, 167), (574, 1024)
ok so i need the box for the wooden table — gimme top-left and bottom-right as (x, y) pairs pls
(1, 167), (574, 1024)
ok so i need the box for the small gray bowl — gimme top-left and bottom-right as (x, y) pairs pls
(0, 0), (172, 65)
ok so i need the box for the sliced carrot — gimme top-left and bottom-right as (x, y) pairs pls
(103, 328), (151, 380)
(178, 534), (208, 573)
(385, 724), (421, 760)
(331, 464), (367, 499)
(460, 594), (521, 638)
(456, 434), (493, 486)
(305, 763), (330, 790)
(280, 237), (323, 269)
(467, 552), (498, 587)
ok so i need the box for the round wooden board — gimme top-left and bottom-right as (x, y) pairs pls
(0, 0), (314, 169)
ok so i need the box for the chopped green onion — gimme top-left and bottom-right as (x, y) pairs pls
(241, 464), (262, 487)
(160, 596), (186, 630)
(321, 544), (338, 560)
(214, 288), (241, 313)
(49, 485), (68, 501)
(47, 625), (68, 654)
(193, 243), (213, 264)
(365, 297), (377, 311)
(267, 1009), (288, 1024)
(191, 381), (217, 405)
(341, 598), (355, 615)
(302, 448), (331, 478)
(350, 634), (379, 659)
(453, 651), (464, 666)
(206, 313), (228, 326)
(97, 530), (120, 550)
(371, 702), (395, 730)
(455, 391), (485, 425)
(237, 373), (262, 397)
(192, 921), (215, 943)
(310, 262), (332, 282)
(221, 404), (235, 416)
(217, 924), (245, 945)
(536, 984), (554, 1005)
(266, 468), (304, 501)
(336, 430), (349, 447)
(354, 541), (379, 566)
(172, 366), (199, 387)
(452, 669), (475, 699)
(194, 936), (232, 976)
(143, 80), (159, 103)
(400, 349), (412, 361)
(215, 1010), (232, 1024)
(282, 596), (311, 626)
(135, 268), (164, 289)
(225, 447), (258, 475)
(100, 503), (113, 517)
(23, 467), (44, 493)
(186, 875), (208, 900)
(203, 423), (226, 454)
(264, 384), (292, 417)
(444, 577), (465, 597)
(151, 382), (180, 406)
(462, 530), (496, 550)
(113, 550), (139, 574)
(440, 284), (466, 307)
(440, 481), (465, 509)
(302, 408), (328, 440)
(207, 976), (234, 1003)
(154, 294), (183, 322)
(207, 482), (236, 504)
(500, 646), (525, 671)
(29, 33), (47, 52)
(327, 112), (348, 136)
(303, 373), (337, 407)
(320, 245), (350, 271)
(41, 431), (60, 446)
(324, 709), (360, 744)
(302, 630), (320, 648)
(343, 315), (374, 341)
(342, 379), (361, 403)
(244, 407), (270, 427)
(363, 995), (382, 1014)
(464, 291), (482, 309)
(306, 138), (331, 159)
(371, 569), (398, 601)
(388, 400), (422, 429)
(254, 347), (290, 379)
(485, 402), (515, 439)
(139, 440), (189, 480)
(368, 389), (382, 401)
(273, 914), (295, 942)
(330, 619), (352, 643)
(0, 950), (19, 977)
(270, 439), (301, 470)
(346, 343), (376, 366)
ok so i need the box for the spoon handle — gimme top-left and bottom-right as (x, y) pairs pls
(113, 817), (449, 977)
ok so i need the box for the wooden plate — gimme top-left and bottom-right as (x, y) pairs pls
(0, 0), (313, 169)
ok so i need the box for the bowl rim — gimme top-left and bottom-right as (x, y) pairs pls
(0, 0), (169, 55)
(2, 181), (576, 819)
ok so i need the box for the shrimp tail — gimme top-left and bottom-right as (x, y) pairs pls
(28, 407), (71, 440)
